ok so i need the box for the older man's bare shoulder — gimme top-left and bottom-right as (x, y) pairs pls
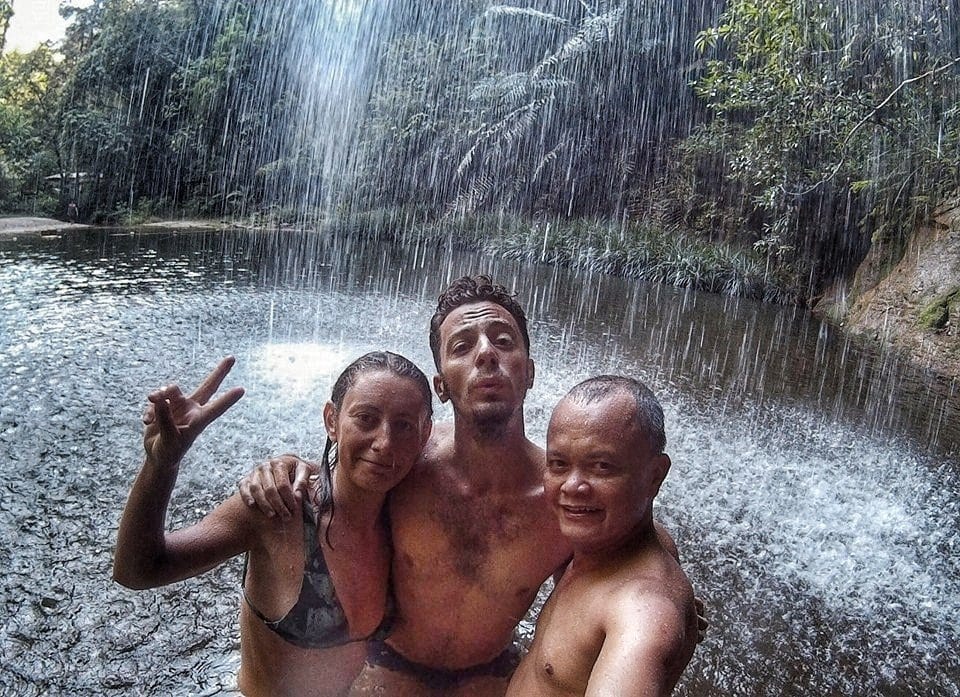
(605, 547), (698, 652)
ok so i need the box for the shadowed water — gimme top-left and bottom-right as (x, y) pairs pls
(0, 228), (957, 695)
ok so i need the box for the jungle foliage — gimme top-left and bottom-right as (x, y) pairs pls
(0, 0), (956, 302)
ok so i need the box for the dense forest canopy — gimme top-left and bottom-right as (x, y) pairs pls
(0, 0), (957, 301)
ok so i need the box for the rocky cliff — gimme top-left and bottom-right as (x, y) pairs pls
(832, 197), (960, 381)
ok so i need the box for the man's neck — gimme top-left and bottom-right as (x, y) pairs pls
(450, 411), (539, 491)
(569, 515), (658, 573)
(454, 400), (527, 442)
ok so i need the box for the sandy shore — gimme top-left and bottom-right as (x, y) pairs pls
(0, 216), (232, 235)
(0, 216), (90, 234)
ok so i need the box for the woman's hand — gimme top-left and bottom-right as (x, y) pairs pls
(142, 356), (245, 468)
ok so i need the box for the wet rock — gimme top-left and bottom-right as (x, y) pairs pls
(101, 673), (136, 689)
(841, 195), (960, 380)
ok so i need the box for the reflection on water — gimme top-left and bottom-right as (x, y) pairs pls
(0, 229), (957, 695)
(257, 343), (349, 397)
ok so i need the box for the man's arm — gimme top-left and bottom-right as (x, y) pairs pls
(238, 456), (319, 519)
(584, 594), (693, 697)
(113, 357), (248, 588)
(655, 522), (708, 643)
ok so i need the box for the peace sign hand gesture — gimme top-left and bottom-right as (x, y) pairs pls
(142, 356), (245, 468)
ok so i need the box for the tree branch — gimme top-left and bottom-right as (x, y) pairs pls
(784, 56), (960, 197)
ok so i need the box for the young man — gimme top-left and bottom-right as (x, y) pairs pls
(506, 375), (698, 697)
(352, 276), (574, 696)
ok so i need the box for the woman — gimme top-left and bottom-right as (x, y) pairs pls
(113, 352), (433, 696)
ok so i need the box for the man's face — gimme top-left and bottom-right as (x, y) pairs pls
(434, 301), (534, 427)
(545, 391), (667, 553)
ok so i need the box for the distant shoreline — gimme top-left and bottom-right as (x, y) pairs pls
(0, 216), (90, 235)
(0, 216), (232, 235)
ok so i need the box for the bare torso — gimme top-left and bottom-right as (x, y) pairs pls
(350, 422), (571, 695)
(235, 495), (392, 697)
(506, 539), (698, 697)
(238, 607), (366, 697)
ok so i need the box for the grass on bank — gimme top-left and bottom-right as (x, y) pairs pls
(918, 287), (960, 331)
(94, 201), (803, 306)
(333, 207), (802, 305)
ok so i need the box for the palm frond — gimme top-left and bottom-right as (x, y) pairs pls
(483, 5), (568, 26)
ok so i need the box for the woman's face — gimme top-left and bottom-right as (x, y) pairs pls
(324, 370), (432, 494)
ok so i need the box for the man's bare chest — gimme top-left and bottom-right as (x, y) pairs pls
(531, 583), (606, 693)
(394, 489), (560, 589)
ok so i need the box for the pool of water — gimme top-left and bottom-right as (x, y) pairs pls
(0, 228), (957, 695)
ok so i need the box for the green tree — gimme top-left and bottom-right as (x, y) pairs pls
(688, 0), (960, 293)
(164, 1), (293, 215)
(54, 0), (193, 217)
(0, 0), (12, 52)
(353, 0), (723, 219)
(0, 45), (62, 212)
(53, 0), (311, 219)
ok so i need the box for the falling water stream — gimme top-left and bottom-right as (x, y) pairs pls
(0, 227), (957, 695)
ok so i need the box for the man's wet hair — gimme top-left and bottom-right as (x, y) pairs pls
(564, 375), (666, 455)
(428, 275), (530, 371)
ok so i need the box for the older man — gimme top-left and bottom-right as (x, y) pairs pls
(506, 375), (698, 696)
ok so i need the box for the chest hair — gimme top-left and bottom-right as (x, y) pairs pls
(433, 481), (531, 582)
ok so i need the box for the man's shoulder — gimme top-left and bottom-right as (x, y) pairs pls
(523, 436), (546, 467)
(389, 423), (456, 508)
(581, 562), (697, 691)
(421, 421), (456, 463)
(603, 553), (695, 637)
(398, 422), (454, 480)
(637, 544), (694, 597)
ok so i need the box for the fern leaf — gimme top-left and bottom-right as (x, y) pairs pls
(531, 139), (567, 181)
(533, 8), (623, 76)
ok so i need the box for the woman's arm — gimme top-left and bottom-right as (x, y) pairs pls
(114, 471), (258, 588)
(113, 357), (247, 588)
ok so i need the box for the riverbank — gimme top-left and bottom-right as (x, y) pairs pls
(0, 216), (91, 234)
(4, 213), (955, 382)
(846, 201), (959, 381)
(0, 216), (237, 235)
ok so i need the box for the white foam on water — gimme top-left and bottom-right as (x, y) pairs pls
(255, 342), (348, 398)
(667, 401), (960, 638)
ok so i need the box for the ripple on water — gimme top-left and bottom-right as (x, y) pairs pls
(1, 230), (958, 695)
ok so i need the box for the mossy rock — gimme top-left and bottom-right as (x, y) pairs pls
(918, 286), (960, 330)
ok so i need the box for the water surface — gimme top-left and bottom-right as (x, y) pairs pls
(0, 228), (957, 695)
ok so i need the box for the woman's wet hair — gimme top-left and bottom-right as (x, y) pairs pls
(317, 351), (432, 544)
(428, 275), (530, 371)
(329, 351), (433, 416)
